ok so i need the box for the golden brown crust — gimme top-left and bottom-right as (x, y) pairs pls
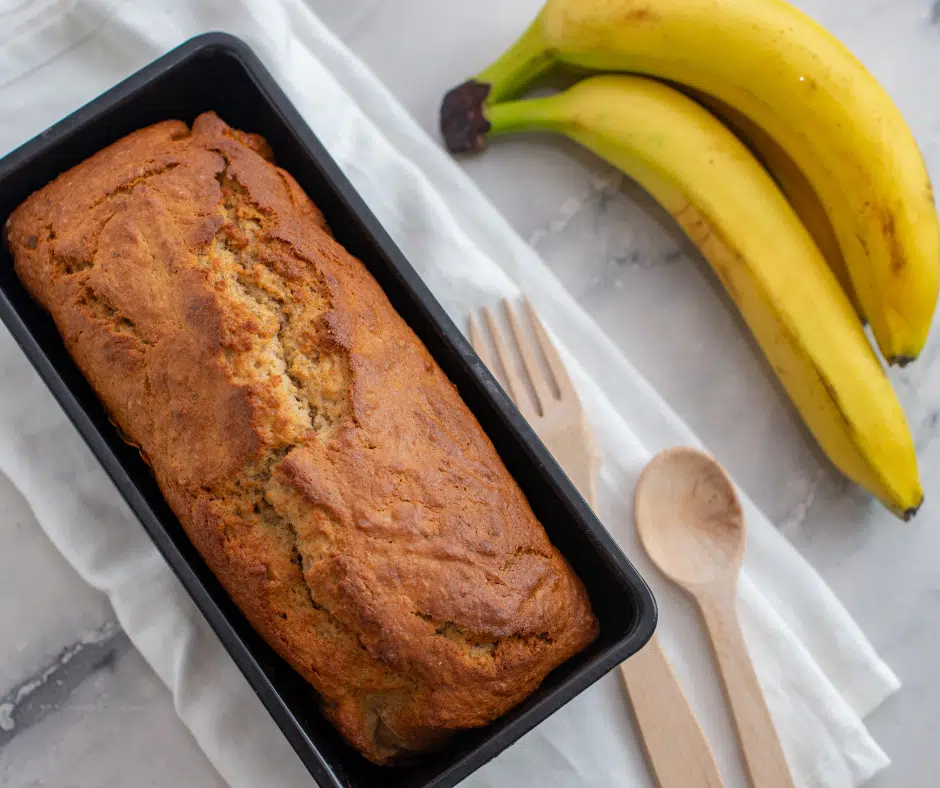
(5, 112), (598, 763)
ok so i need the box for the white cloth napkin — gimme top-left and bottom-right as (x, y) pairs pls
(0, 1), (900, 786)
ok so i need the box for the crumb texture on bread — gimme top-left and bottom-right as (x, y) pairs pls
(5, 112), (599, 764)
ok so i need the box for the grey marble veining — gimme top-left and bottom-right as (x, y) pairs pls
(0, 470), (222, 786)
(0, 637), (228, 788)
(0, 473), (115, 697)
(0, 621), (129, 747)
(3, 1), (940, 786)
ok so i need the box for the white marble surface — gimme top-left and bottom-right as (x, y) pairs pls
(2, 0), (940, 786)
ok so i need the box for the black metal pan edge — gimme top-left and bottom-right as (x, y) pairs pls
(0, 32), (656, 788)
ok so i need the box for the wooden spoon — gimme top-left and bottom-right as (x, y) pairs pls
(634, 447), (795, 788)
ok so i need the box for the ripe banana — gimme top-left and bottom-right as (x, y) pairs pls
(449, 75), (922, 517)
(441, 0), (940, 364)
(685, 89), (866, 323)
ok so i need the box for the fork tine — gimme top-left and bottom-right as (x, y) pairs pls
(504, 298), (553, 413)
(483, 306), (528, 411)
(468, 312), (494, 372)
(523, 297), (574, 397)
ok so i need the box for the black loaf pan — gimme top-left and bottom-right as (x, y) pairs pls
(0, 33), (656, 788)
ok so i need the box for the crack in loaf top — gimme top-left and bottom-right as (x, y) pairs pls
(4, 111), (598, 763)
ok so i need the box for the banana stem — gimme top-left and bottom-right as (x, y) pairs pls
(440, 14), (555, 153)
(486, 97), (564, 136)
(440, 91), (563, 154)
(475, 16), (555, 104)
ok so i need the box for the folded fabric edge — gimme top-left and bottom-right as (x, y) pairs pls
(801, 724), (891, 788)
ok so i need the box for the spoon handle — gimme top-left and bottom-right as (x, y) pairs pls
(697, 586), (795, 788)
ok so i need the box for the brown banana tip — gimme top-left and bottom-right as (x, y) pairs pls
(903, 499), (923, 522)
(890, 354), (916, 367)
(440, 80), (492, 154)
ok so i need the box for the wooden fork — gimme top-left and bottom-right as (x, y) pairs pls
(470, 298), (724, 788)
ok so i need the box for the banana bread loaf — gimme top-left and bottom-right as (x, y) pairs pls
(4, 112), (598, 764)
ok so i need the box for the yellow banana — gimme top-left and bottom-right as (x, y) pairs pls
(686, 89), (866, 322)
(457, 75), (922, 517)
(440, 0), (940, 364)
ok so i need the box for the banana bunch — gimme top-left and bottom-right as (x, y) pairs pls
(439, 0), (939, 518)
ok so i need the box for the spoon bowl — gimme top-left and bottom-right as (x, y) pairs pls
(634, 447), (745, 589)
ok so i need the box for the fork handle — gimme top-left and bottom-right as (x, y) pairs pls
(584, 476), (723, 787)
(619, 635), (725, 787)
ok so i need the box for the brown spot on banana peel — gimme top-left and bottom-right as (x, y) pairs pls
(817, 374), (857, 437)
(858, 207), (919, 364)
(818, 366), (921, 520)
(877, 208), (906, 275)
(622, 7), (659, 23)
(873, 207), (923, 366)
(673, 205), (743, 301)
(440, 81), (492, 154)
(710, 259), (741, 303)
